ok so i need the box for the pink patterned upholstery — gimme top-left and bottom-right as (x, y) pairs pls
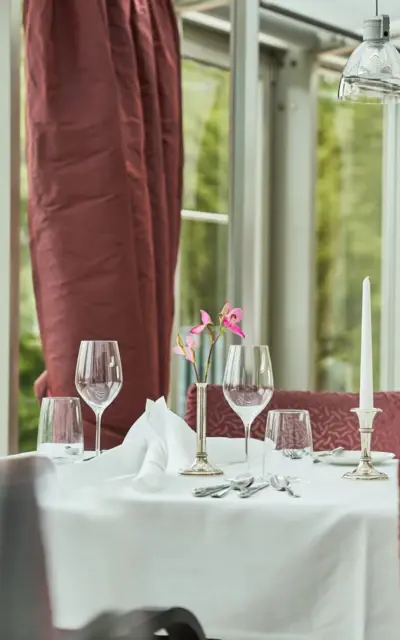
(184, 385), (400, 456)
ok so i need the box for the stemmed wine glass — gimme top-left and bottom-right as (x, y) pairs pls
(75, 340), (123, 457)
(223, 345), (274, 464)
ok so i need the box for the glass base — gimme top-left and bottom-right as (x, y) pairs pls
(180, 455), (223, 476)
(343, 459), (389, 481)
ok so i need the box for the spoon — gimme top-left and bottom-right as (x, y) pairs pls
(270, 475), (300, 498)
(313, 446), (344, 463)
(211, 476), (254, 498)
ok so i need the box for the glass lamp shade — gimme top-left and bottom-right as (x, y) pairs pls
(338, 16), (400, 104)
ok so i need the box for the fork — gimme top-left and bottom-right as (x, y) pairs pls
(312, 446), (344, 463)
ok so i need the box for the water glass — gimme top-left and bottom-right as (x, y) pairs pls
(223, 345), (274, 464)
(263, 410), (313, 474)
(37, 397), (84, 463)
(75, 340), (123, 457)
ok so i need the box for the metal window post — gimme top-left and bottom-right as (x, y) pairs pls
(228, 0), (260, 343)
(0, 0), (20, 454)
(270, 50), (317, 390)
(380, 104), (400, 391)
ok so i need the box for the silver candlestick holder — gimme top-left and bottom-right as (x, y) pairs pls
(343, 408), (389, 481)
(180, 383), (223, 476)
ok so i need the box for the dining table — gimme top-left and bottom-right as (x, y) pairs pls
(31, 430), (400, 640)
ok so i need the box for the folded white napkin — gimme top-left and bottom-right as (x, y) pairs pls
(49, 397), (196, 499)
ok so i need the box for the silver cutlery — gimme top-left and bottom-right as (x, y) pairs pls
(211, 476), (254, 498)
(270, 475), (300, 498)
(193, 475), (254, 498)
(239, 482), (270, 498)
(312, 446), (344, 463)
(193, 483), (230, 498)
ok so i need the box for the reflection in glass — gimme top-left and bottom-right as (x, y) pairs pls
(316, 72), (382, 391)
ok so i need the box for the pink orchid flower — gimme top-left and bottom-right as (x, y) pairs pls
(173, 335), (197, 363)
(222, 307), (245, 338)
(220, 301), (231, 317)
(190, 310), (213, 335)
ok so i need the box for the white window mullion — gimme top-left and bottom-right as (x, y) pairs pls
(228, 0), (260, 343)
(0, 0), (20, 454)
(270, 50), (317, 390)
(380, 104), (400, 391)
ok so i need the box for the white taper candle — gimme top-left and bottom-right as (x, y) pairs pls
(359, 277), (374, 411)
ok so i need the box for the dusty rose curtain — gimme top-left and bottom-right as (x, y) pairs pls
(24, 0), (183, 448)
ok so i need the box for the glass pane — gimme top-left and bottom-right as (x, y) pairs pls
(175, 219), (228, 415)
(20, 39), (43, 452)
(315, 72), (383, 391)
(182, 59), (230, 214)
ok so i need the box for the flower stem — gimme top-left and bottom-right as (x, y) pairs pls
(204, 331), (222, 383)
(193, 361), (200, 383)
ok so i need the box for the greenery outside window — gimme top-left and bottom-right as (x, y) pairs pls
(315, 71), (383, 391)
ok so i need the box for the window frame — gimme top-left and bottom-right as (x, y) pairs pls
(380, 104), (400, 391)
(170, 27), (231, 414)
(269, 50), (318, 390)
(1, 0), (20, 455)
(170, 16), (274, 413)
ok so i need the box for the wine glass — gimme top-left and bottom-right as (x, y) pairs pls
(37, 397), (84, 463)
(75, 340), (123, 457)
(223, 345), (274, 464)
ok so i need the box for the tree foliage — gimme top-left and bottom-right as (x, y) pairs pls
(180, 60), (229, 326)
(19, 49), (43, 452)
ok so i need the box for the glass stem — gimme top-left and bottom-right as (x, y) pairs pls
(95, 411), (102, 457)
(244, 422), (252, 464)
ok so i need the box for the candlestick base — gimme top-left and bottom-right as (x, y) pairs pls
(342, 460), (389, 481)
(343, 408), (389, 481)
(179, 453), (223, 476)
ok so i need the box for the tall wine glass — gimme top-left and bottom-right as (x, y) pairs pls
(75, 340), (123, 457)
(223, 345), (274, 464)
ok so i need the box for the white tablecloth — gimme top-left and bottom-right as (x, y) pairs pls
(38, 439), (400, 640)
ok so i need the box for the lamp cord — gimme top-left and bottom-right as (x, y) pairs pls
(376, 0), (379, 16)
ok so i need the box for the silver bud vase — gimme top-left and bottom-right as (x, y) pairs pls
(180, 383), (223, 476)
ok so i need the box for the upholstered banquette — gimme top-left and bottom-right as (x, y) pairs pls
(185, 385), (400, 456)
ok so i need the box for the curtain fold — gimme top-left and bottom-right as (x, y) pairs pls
(24, 0), (182, 448)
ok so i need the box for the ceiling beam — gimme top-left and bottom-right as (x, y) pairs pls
(175, 0), (229, 13)
(260, 1), (362, 42)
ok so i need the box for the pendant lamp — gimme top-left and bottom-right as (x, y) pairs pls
(338, 1), (400, 103)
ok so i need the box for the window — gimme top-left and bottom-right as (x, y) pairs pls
(19, 41), (43, 452)
(315, 71), (383, 391)
(173, 57), (230, 414)
(182, 60), (229, 215)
